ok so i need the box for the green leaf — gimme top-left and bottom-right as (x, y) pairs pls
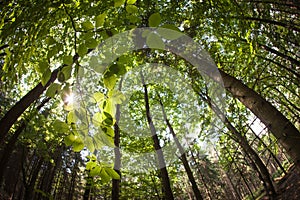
(64, 134), (76, 146)
(86, 160), (97, 170)
(41, 68), (52, 86)
(142, 29), (151, 38)
(100, 168), (111, 183)
(46, 37), (56, 45)
(95, 13), (106, 28)
(102, 111), (114, 126)
(109, 64), (127, 76)
(82, 21), (94, 31)
(63, 55), (73, 65)
(61, 65), (72, 81)
(148, 13), (161, 27)
(90, 165), (101, 176)
(78, 44), (88, 57)
(92, 112), (102, 127)
(100, 132), (115, 147)
(103, 99), (116, 117)
(36, 61), (49, 74)
(85, 38), (98, 49)
(46, 83), (61, 98)
(57, 71), (65, 83)
(93, 92), (105, 102)
(114, 0), (125, 7)
(86, 136), (95, 153)
(105, 167), (120, 179)
(108, 90), (126, 104)
(146, 33), (165, 49)
(126, 5), (138, 13)
(93, 132), (104, 148)
(157, 25), (182, 40)
(67, 110), (77, 124)
(127, 0), (136, 4)
(73, 137), (84, 152)
(52, 119), (69, 133)
(103, 75), (117, 90)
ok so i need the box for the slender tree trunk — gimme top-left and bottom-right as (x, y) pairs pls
(158, 95), (203, 200)
(244, 17), (300, 32)
(67, 153), (79, 200)
(218, 70), (300, 171)
(221, 168), (241, 200)
(112, 79), (123, 200)
(247, 124), (287, 175)
(198, 90), (276, 198)
(0, 69), (58, 144)
(141, 72), (174, 200)
(83, 176), (92, 200)
(190, 150), (213, 200)
(0, 97), (50, 185)
(0, 53), (82, 144)
(258, 43), (300, 66)
(24, 158), (43, 200)
(224, 147), (255, 199)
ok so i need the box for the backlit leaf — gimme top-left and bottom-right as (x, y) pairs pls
(103, 75), (117, 90)
(105, 167), (120, 179)
(126, 5), (138, 14)
(82, 21), (94, 31)
(41, 68), (51, 86)
(78, 44), (88, 57)
(114, 0), (125, 7)
(146, 32), (165, 49)
(127, 0), (136, 4)
(148, 13), (161, 27)
(63, 55), (73, 65)
(95, 13), (106, 28)
(46, 83), (61, 98)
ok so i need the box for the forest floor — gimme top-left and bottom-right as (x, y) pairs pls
(260, 164), (300, 200)
(274, 165), (300, 200)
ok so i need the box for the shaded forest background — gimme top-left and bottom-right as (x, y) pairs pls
(0, 0), (299, 199)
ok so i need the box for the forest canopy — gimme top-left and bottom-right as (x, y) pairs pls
(0, 0), (299, 199)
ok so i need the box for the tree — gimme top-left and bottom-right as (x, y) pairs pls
(0, 0), (299, 199)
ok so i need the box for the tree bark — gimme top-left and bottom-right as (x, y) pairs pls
(112, 79), (123, 200)
(141, 72), (174, 200)
(197, 90), (276, 198)
(0, 97), (50, 184)
(0, 69), (58, 144)
(190, 150), (213, 200)
(158, 95), (203, 200)
(218, 70), (300, 170)
(0, 53), (81, 144)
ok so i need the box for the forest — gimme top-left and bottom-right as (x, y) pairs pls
(0, 0), (299, 199)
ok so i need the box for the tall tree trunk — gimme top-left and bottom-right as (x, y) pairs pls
(23, 157), (44, 200)
(197, 90), (276, 198)
(0, 69), (58, 144)
(67, 152), (80, 200)
(0, 97), (50, 185)
(218, 70), (300, 170)
(190, 150), (213, 200)
(213, 147), (242, 200)
(247, 124), (287, 175)
(224, 146), (255, 199)
(158, 95), (203, 200)
(112, 79), (123, 200)
(83, 176), (92, 200)
(0, 53), (82, 144)
(141, 72), (174, 200)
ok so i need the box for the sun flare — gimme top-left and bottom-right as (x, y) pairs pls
(64, 93), (75, 105)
